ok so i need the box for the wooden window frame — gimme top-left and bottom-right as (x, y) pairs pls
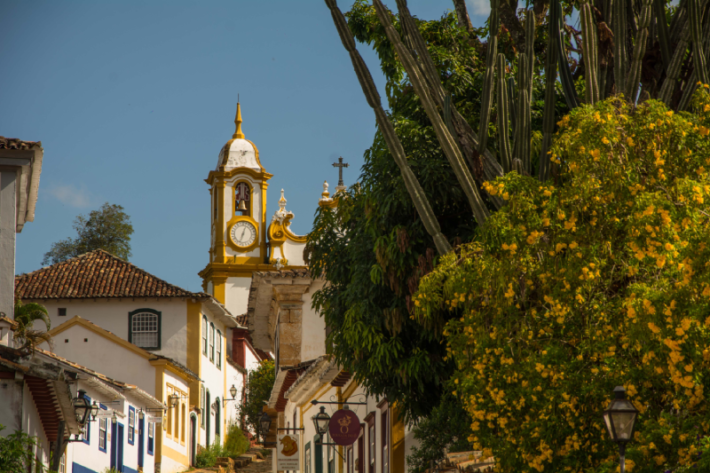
(210, 323), (215, 363)
(128, 308), (161, 350)
(82, 393), (91, 445)
(98, 404), (108, 453)
(364, 411), (375, 473)
(128, 406), (135, 445)
(216, 330), (222, 369)
(202, 316), (208, 355)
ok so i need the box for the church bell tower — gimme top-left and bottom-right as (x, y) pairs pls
(199, 103), (274, 316)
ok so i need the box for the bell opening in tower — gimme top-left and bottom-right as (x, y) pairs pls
(235, 182), (251, 217)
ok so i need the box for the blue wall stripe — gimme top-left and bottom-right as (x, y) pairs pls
(72, 463), (97, 473)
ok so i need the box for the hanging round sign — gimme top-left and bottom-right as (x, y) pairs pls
(328, 409), (361, 446)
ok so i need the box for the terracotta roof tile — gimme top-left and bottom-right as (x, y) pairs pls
(15, 249), (207, 300)
(0, 136), (41, 150)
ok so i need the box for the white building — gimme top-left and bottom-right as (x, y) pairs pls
(246, 269), (420, 473)
(0, 136), (42, 319)
(15, 249), (241, 471)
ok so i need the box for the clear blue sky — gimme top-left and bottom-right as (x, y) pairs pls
(2, 0), (488, 292)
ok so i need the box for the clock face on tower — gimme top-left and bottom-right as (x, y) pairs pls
(230, 221), (257, 248)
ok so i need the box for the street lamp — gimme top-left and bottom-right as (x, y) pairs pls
(230, 384), (238, 400)
(169, 393), (180, 408)
(111, 411), (118, 425)
(603, 386), (639, 473)
(259, 410), (272, 440)
(73, 394), (91, 425)
(90, 401), (100, 421)
(138, 409), (145, 420)
(312, 406), (330, 436)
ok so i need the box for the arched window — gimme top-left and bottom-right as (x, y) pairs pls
(234, 182), (251, 216)
(128, 309), (161, 349)
(215, 398), (221, 441)
(210, 323), (215, 363)
(206, 390), (211, 446)
(216, 330), (222, 369)
(202, 316), (208, 355)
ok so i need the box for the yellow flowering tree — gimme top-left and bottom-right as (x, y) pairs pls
(415, 88), (710, 473)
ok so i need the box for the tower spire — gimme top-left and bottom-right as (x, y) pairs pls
(233, 102), (245, 139)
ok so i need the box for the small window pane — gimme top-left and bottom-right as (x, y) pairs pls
(131, 313), (159, 348)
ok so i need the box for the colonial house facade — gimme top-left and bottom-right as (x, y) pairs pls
(246, 269), (418, 473)
(14, 249), (243, 471)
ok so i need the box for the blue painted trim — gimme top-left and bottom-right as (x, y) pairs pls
(128, 406), (135, 445)
(99, 403), (107, 410)
(147, 421), (154, 455)
(122, 466), (139, 473)
(72, 463), (98, 473)
(82, 394), (91, 445)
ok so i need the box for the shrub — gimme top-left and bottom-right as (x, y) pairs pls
(416, 89), (710, 472)
(223, 422), (250, 458)
(194, 444), (223, 468)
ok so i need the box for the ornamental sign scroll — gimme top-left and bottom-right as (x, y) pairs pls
(328, 409), (361, 446)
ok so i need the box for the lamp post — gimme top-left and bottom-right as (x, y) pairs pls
(169, 393), (180, 408)
(259, 410), (272, 443)
(73, 395), (91, 425)
(230, 384), (238, 400)
(312, 406), (330, 437)
(90, 401), (100, 422)
(603, 386), (639, 473)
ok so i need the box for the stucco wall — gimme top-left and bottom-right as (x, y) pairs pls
(225, 276), (251, 317)
(301, 281), (326, 362)
(42, 323), (158, 397)
(38, 299), (189, 365)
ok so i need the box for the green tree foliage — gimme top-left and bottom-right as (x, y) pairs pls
(0, 425), (42, 473)
(239, 360), (275, 442)
(308, 1), (562, 421)
(415, 90), (710, 472)
(406, 395), (472, 472)
(42, 203), (133, 265)
(13, 299), (51, 353)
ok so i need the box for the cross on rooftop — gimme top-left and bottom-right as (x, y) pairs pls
(332, 157), (349, 191)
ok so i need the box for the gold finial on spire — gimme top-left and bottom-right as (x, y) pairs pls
(233, 102), (245, 139)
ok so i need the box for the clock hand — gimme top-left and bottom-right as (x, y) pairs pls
(240, 228), (246, 240)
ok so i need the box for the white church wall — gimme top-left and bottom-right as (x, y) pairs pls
(283, 238), (306, 266)
(224, 276), (251, 317)
(301, 282), (326, 362)
(38, 299), (189, 366)
(43, 323), (158, 397)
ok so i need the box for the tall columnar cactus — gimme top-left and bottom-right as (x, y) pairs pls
(322, 0), (452, 255)
(678, 16), (710, 110)
(478, 0), (499, 153)
(371, 0), (491, 225)
(580, 2), (600, 105)
(496, 53), (512, 173)
(515, 54), (532, 173)
(394, 0), (505, 184)
(658, 1), (692, 106)
(613, 0), (628, 97)
(689, 0), (709, 86)
(653, 0), (671, 68)
(524, 12), (535, 100)
(626, 0), (653, 102)
(539, 0), (559, 182)
(554, 0), (579, 109)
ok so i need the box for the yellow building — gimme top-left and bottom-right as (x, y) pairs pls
(199, 103), (307, 318)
